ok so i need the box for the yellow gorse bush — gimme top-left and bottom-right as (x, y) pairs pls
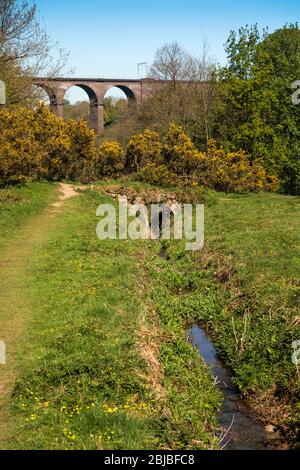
(0, 107), (44, 183)
(197, 139), (279, 193)
(125, 129), (163, 172)
(99, 124), (278, 192)
(0, 107), (278, 193)
(64, 119), (97, 179)
(163, 123), (203, 177)
(98, 141), (125, 176)
(138, 162), (176, 186)
(126, 124), (278, 192)
(0, 105), (97, 184)
(32, 105), (72, 180)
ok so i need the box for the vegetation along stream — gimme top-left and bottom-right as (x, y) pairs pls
(186, 325), (286, 450)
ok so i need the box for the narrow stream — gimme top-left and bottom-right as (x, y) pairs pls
(187, 325), (282, 450)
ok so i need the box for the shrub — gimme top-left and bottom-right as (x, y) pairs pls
(97, 141), (125, 177)
(125, 129), (162, 172)
(33, 107), (97, 180)
(197, 140), (279, 193)
(0, 107), (43, 184)
(64, 120), (97, 179)
(32, 105), (71, 180)
(0, 105), (279, 193)
(138, 163), (177, 186)
(162, 123), (203, 177)
(0, 105), (97, 184)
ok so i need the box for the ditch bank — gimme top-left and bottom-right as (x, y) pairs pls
(186, 325), (287, 450)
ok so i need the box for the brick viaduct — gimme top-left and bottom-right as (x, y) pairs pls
(34, 78), (151, 134)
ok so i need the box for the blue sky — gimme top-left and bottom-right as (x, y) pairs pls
(35, 0), (299, 101)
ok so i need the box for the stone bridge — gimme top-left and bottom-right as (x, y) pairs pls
(34, 77), (151, 134)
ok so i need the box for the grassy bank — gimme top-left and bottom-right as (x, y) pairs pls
(0, 182), (58, 250)
(144, 190), (300, 445)
(0, 184), (220, 450)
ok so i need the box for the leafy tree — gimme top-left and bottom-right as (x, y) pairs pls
(219, 24), (300, 194)
(63, 99), (90, 122)
(104, 96), (127, 126)
(259, 25), (300, 194)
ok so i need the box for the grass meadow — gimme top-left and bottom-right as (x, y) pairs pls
(0, 181), (299, 448)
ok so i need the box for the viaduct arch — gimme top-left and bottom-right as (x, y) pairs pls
(34, 78), (148, 134)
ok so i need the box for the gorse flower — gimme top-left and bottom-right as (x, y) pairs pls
(0, 109), (277, 192)
(0, 105), (97, 183)
(98, 141), (125, 176)
(126, 129), (163, 172)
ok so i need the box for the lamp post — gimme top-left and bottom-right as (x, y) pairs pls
(0, 80), (6, 107)
(137, 62), (148, 80)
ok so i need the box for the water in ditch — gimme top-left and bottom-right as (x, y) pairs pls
(186, 325), (284, 450)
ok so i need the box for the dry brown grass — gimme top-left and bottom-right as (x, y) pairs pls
(135, 253), (169, 409)
(248, 386), (293, 443)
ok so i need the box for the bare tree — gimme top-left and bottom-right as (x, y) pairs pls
(149, 41), (194, 85)
(190, 41), (219, 143)
(102, 41), (220, 147)
(0, 0), (68, 105)
(140, 41), (219, 144)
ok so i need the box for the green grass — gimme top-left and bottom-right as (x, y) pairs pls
(0, 184), (219, 450)
(0, 182), (62, 445)
(144, 191), (300, 445)
(1, 182), (299, 448)
(0, 182), (58, 250)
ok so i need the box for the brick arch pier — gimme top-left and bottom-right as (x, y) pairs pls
(34, 78), (148, 134)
